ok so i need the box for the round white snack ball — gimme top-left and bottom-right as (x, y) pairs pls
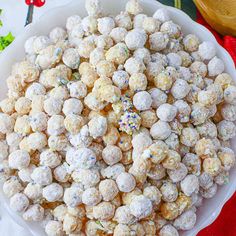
(0, 141), (8, 161)
(116, 172), (136, 193)
(62, 48), (80, 69)
(24, 183), (42, 200)
(150, 120), (171, 140)
(208, 56), (225, 77)
(153, 8), (170, 23)
(8, 150), (30, 170)
(125, 29), (147, 50)
(133, 91), (152, 111)
(25, 82), (46, 100)
(180, 175), (199, 196)
(18, 164), (36, 183)
(88, 115), (107, 138)
(126, 0), (143, 15)
(33, 36), (51, 54)
(110, 27), (127, 43)
(218, 147), (236, 171)
(133, 48), (151, 64)
(24, 36), (37, 54)
(160, 21), (181, 38)
(99, 179), (119, 201)
(15, 97), (31, 115)
(82, 187), (102, 206)
(31, 166), (52, 186)
(114, 205), (135, 224)
(160, 182), (178, 202)
(174, 210), (197, 230)
(85, 0), (102, 16)
(68, 81), (87, 99)
(48, 135), (68, 152)
(66, 15), (81, 31)
(70, 23), (84, 38)
(124, 57), (145, 75)
(133, 14), (147, 29)
(40, 149), (61, 168)
(167, 53), (182, 67)
(129, 195), (153, 219)
(129, 73), (147, 92)
(112, 70), (129, 90)
(29, 112), (48, 132)
(43, 98), (63, 116)
(0, 98), (15, 115)
(45, 220), (64, 236)
(90, 48), (105, 66)
(27, 132), (47, 150)
(43, 183), (63, 202)
(142, 16), (160, 34)
(47, 115), (65, 136)
(53, 204), (67, 221)
(66, 147), (96, 169)
(180, 127), (200, 147)
(101, 164), (125, 180)
(72, 168), (100, 188)
(115, 12), (132, 30)
(63, 186), (83, 207)
(200, 183), (218, 198)
(149, 88), (167, 108)
(132, 132), (152, 153)
(3, 177), (23, 198)
(49, 27), (67, 43)
(62, 98), (83, 116)
(183, 34), (200, 52)
(10, 193), (29, 212)
(224, 85), (236, 105)
(167, 163), (188, 183)
(156, 104), (177, 122)
(171, 79), (190, 99)
(221, 104), (236, 121)
(97, 17), (115, 35)
(198, 172), (213, 190)
(23, 204), (44, 222)
(143, 186), (162, 205)
(149, 32), (169, 51)
(198, 41), (216, 60)
(102, 145), (122, 165)
(0, 113), (14, 134)
(159, 225), (179, 236)
(93, 201), (115, 220)
(217, 120), (236, 141)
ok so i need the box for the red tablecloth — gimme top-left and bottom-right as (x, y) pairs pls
(198, 192), (236, 236)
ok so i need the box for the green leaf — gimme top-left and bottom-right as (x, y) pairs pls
(0, 9), (2, 15)
(0, 20), (2, 27)
(0, 32), (15, 51)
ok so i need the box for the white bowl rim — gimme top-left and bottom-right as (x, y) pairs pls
(0, 0), (235, 236)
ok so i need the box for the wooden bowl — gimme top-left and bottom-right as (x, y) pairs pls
(194, 0), (236, 36)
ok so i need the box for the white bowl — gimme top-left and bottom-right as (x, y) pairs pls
(0, 0), (235, 235)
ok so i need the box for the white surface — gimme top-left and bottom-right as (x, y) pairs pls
(0, 0), (236, 236)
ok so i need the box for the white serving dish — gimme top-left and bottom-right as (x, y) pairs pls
(0, 0), (235, 235)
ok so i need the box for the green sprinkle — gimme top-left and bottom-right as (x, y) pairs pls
(0, 20), (2, 27)
(72, 72), (81, 81)
(0, 9), (2, 15)
(0, 32), (15, 51)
